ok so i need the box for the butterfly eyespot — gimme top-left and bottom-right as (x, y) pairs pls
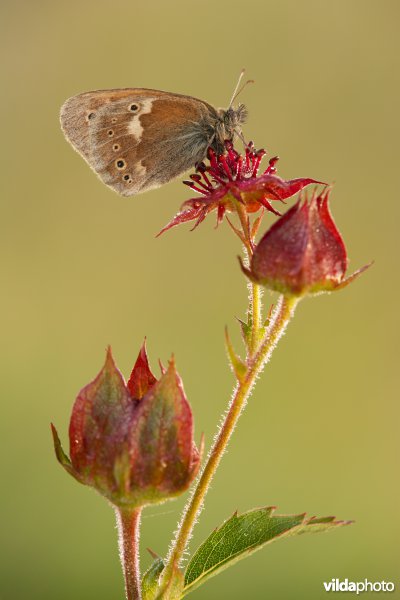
(129, 104), (139, 112)
(123, 174), (130, 181)
(113, 144), (120, 151)
(87, 112), (96, 120)
(116, 159), (126, 169)
(111, 117), (117, 123)
(108, 130), (114, 136)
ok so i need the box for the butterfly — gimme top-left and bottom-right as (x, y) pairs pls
(60, 75), (249, 197)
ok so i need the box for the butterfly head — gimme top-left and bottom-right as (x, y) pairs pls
(213, 103), (248, 153)
(224, 103), (248, 130)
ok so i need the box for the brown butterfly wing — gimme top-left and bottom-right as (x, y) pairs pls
(60, 89), (218, 196)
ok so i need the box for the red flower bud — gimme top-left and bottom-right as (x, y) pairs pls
(51, 343), (202, 508)
(242, 189), (370, 296)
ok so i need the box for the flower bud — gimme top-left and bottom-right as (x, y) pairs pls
(52, 343), (202, 508)
(242, 190), (370, 296)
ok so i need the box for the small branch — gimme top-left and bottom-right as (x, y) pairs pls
(115, 506), (143, 600)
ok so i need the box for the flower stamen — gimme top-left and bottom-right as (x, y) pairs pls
(158, 140), (324, 236)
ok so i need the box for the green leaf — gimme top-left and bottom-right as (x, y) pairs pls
(142, 557), (164, 600)
(225, 327), (247, 381)
(237, 318), (252, 351)
(50, 423), (82, 484)
(183, 506), (351, 596)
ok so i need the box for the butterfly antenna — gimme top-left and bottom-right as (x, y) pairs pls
(229, 69), (245, 107)
(229, 69), (254, 108)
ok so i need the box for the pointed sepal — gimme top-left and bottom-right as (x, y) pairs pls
(51, 423), (82, 483)
(127, 358), (202, 504)
(127, 339), (158, 400)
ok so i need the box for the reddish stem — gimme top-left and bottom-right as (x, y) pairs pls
(115, 506), (143, 600)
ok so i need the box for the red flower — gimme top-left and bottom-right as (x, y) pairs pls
(241, 189), (370, 296)
(51, 343), (202, 508)
(158, 141), (323, 235)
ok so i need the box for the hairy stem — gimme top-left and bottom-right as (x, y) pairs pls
(115, 506), (143, 600)
(249, 280), (262, 356)
(238, 203), (263, 358)
(160, 294), (299, 591)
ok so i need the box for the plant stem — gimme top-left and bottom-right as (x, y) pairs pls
(234, 202), (263, 358)
(115, 506), (143, 600)
(249, 280), (262, 356)
(160, 294), (299, 589)
(235, 200), (252, 255)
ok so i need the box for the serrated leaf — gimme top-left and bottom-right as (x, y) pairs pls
(142, 557), (164, 600)
(290, 514), (352, 536)
(183, 506), (351, 596)
(225, 327), (247, 381)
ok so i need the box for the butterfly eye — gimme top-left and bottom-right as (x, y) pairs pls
(116, 159), (126, 170)
(129, 104), (139, 112)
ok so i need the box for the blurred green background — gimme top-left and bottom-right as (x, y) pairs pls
(2, 0), (399, 598)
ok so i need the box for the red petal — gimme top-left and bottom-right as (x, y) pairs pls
(309, 192), (348, 280)
(127, 340), (157, 401)
(239, 174), (324, 202)
(257, 196), (282, 216)
(216, 203), (226, 226)
(191, 206), (211, 230)
(182, 187), (227, 209)
(156, 205), (205, 236)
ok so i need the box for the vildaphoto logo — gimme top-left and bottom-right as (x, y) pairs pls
(323, 579), (395, 594)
